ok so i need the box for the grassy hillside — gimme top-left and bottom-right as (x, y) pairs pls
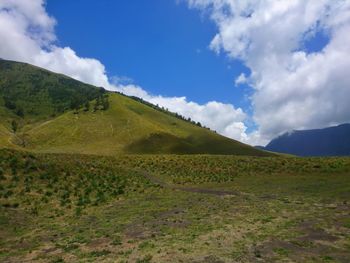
(0, 59), (272, 156)
(0, 100), (19, 149)
(1, 149), (349, 262)
(0, 59), (104, 122)
(21, 93), (270, 155)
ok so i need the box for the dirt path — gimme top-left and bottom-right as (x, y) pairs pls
(143, 172), (241, 196)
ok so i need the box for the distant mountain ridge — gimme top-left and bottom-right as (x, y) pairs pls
(263, 124), (350, 156)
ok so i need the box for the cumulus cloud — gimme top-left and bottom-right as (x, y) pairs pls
(0, 0), (252, 143)
(235, 73), (247, 86)
(149, 97), (247, 136)
(0, 0), (110, 88)
(187, 0), (350, 144)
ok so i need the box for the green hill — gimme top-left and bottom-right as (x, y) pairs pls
(0, 59), (272, 156)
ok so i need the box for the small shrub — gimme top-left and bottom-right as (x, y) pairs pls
(90, 250), (111, 257)
(50, 257), (65, 263)
(136, 255), (153, 263)
(111, 236), (122, 246)
(75, 207), (82, 217)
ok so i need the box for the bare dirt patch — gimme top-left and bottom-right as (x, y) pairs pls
(124, 208), (191, 240)
(192, 255), (225, 263)
(253, 219), (348, 262)
(143, 172), (240, 196)
(86, 237), (111, 249)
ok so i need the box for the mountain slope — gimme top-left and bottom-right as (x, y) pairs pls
(264, 124), (350, 156)
(20, 92), (271, 155)
(0, 59), (104, 121)
(0, 59), (273, 156)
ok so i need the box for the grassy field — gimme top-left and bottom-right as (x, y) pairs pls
(0, 149), (349, 262)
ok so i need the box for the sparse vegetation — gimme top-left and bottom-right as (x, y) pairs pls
(0, 149), (349, 262)
(11, 120), (17, 133)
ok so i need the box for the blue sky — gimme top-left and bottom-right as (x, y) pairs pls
(46, 0), (250, 110)
(1, 1), (349, 145)
(45, 0), (331, 136)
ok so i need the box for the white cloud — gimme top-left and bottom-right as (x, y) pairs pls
(235, 73), (247, 86)
(187, 0), (350, 143)
(110, 75), (134, 86)
(0, 0), (253, 144)
(149, 97), (247, 136)
(0, 0), (110, 89)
